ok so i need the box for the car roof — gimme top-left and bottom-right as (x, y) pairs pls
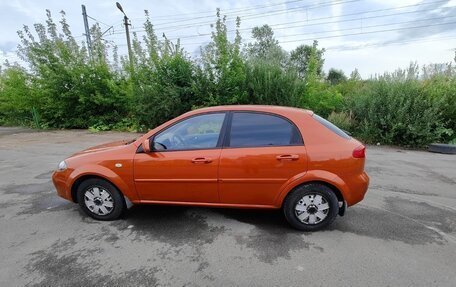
(188, 105), (313, 116)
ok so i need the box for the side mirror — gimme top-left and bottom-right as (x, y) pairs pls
(143, 139), (151, 153)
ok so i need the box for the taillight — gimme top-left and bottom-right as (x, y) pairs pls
(353, 145), (366, 158)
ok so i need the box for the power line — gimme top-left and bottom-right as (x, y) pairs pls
(116, 0), (447, 35)
(115, 33), (456, 53)
(261, 16), (456, 41)
(277, 21), (456, 44)
(242, 1), (448, 29)
(153, 0), (443, 30)
(326, 35), (456, 51)
(165, 10), (452, 41)
(86, 15), (113, 28)
(179, 21), (456, 45)
(105, 1), (455, 55)
(144, 0), (307, 20)
(137, 0), (363, 28)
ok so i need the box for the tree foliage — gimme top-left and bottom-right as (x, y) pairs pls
(12, 10), (129, 129)
(0, 9), (454, 147)
(326, 68), (347, 85)
(290, 40), (325, 78)
(195, 10), (247, 106)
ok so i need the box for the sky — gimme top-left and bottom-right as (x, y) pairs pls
(0, 0), (455, 78)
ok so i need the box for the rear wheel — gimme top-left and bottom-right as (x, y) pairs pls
(76, 178), (125, 221)
(283, 183), (339, 231)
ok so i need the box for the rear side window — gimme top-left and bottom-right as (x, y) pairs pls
(228, 112), (302, 147)
(313, 114), (351, 139)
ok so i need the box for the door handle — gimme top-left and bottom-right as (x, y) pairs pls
(276, 154), (299, 160)
(191, 157), (212, 163)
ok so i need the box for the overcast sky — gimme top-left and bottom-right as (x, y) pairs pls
(1, 0), (455, 78)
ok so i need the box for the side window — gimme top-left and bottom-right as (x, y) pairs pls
(228, 112), (302, 148)
(154, 113), (226, 151)
(313, 114), (351, 139)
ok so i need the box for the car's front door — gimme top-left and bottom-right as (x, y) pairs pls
(134, 113), (227, 203)
(219, 112), (308, 206)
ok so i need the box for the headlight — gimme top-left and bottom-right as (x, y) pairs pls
(57, 160), (67, 171)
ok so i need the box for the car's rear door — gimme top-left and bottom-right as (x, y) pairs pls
(218, 111), (308, 206)
(134, 112), (227, 203)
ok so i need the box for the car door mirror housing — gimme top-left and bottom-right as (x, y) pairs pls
(143, 139), (152, 153)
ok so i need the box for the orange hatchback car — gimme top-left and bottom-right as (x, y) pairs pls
(53, 105), (369, 231)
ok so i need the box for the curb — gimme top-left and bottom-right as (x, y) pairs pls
(428, 143), (456, 155)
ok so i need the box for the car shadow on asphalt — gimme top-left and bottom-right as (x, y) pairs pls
(115, 205), (317, 263)
(115, 203), (447, 246)
(121, 204), (296, 234)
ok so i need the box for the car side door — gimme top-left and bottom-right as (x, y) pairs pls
(218, 111), (308, 206)
(134, 112), (227, 203)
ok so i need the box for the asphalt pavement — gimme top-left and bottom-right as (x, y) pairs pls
(0, 128), (455, 286)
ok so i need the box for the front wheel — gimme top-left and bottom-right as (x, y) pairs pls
(77, 178), (125, 221)
(283, 183), (339, 231)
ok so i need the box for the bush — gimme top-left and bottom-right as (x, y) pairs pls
(0, 66), (35, 126)
(245, 59), (300, 106)
(327, 111), (354, 132)
(10, 10), (131, 129)
(1, 9), (454, 148)
(348, 72), (452, 147)
(133, 53), (195, 130)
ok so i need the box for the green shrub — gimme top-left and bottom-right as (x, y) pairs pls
(327, 111), (354, 132)
(245, 59), (300, 106)
(0, 66), (36, 126)
(133, 53), (195, 130)
(1, 9), (454, 149)
(11, 10), (131, 129)
(348, 74), (451, 147)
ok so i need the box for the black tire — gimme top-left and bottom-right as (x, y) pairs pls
(76, 178), (125, 221)
(283, 183), (339, 231)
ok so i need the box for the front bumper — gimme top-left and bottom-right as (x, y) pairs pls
(52, 169), (73, 201)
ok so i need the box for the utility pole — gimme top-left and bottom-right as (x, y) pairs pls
(116, 2), (134, 73)
(81, 5), (92, 59)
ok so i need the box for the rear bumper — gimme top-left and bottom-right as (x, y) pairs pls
(52, 170), (73, 201)
(344, 171), (369, 207)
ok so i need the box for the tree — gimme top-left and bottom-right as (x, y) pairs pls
(130, 11), (196, 129)
(195, 9), (247, 106)
(350, 68), (362, 81)
(299, 41), (342, 116)
(15, 10), (129, 128)
(290, 40), (325, 78)
(326, 68), (347, 85)
(0, 66), (35, 126)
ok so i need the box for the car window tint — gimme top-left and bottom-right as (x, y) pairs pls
(229, 112), (301, 147)
(313, 114), (351, 139)
(154, 113), (225, 151)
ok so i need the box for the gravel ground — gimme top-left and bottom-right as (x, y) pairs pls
(0, 127), (455, 286)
